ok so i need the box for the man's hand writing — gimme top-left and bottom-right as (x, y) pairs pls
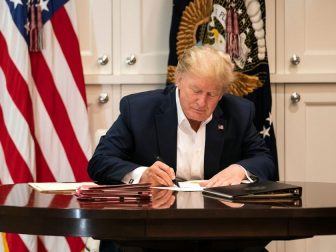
(139, 161), (175, 186)
(201, 164), (246, 188)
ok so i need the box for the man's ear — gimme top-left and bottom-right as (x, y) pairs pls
(175, 75), (182, 88)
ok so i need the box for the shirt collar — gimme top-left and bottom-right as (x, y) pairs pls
(175, 88), (212, 127)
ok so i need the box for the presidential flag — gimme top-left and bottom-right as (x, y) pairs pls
(0, 0), (92, 251)
(167, 0), (278, 180)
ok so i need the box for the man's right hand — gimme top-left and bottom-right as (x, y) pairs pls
(139, 161), (175, 186)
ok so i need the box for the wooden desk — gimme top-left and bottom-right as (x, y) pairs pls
(0, 182), (336, 249)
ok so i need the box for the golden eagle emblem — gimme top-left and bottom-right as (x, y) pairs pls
(167, 0), (263, 97)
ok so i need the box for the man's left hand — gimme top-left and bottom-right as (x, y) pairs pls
(201, 164), (246, 188)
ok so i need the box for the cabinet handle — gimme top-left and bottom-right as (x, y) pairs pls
(98, 93), (109, 104)
(125, 55), (137, 65)
(290, 54), (301, 65)
(290, 92), (301, 103)
(97, 55), (109, 65)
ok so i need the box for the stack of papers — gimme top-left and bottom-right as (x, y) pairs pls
(75, 183), (152, 205)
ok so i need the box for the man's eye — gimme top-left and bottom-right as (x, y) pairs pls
(208, 92), (219, 97)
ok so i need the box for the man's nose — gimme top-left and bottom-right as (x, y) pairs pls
(197, 94), (208, 108)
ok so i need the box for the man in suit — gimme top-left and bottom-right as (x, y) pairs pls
(88, 45), (275, 251)
(88, 46), (275, 187)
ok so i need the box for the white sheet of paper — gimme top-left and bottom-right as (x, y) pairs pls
(28, 182), (97, 192)
(152, 180), (204, 192)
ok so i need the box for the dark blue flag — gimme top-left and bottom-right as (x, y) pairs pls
(167, 0), (279, 180)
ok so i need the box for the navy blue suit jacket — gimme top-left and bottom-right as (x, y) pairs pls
(88, 85), (276, 184)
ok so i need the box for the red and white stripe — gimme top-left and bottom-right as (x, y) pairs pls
(0, 0), (92, 251)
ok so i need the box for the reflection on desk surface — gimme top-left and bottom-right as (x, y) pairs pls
(203, 193), (302, 207)
(1, 182), (336, 210)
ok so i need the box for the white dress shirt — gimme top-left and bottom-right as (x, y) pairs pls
(175, 88), (212, 181)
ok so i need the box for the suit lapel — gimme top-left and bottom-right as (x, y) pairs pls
(155, 87), (178, 170)
(204, 105), (227, 179)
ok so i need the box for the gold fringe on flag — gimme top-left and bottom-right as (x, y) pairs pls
(1, 233), (9, 252)
(167, 65), (177, 84)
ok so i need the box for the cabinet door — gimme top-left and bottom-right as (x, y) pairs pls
(284, 83), (336, 252)
(285, 0), (336, 74)
(284, 84), (336, 181)
(119, 0), (172, 75)
(86, 84), (165, 148)
(86, 85), (116, 147)
(75, 0), (112, 75)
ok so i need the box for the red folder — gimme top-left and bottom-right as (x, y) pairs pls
(75, 183), (152, 204)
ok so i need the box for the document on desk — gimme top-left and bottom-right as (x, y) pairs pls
(152, 180), (205, 192)
(29, 182), (97, 193)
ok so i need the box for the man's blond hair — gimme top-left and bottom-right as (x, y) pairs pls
(175, 45), (235, 93)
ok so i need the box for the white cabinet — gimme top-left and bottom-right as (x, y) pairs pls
(118, 0), (172, 75)
(86, 85), (116, 146)
(284, 0), (336, 75)
(271, 1), (336, 251)
(285, 235), (336, 252)
(284, 84), (336, 182)
(77, 0), (173, 84)
(281, 83), (336, 252)
(86, 83), (164, 147)
(75, 0), (112, 75)
(80, 0), (172, 144)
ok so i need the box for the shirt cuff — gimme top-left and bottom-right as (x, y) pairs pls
(236, 164), (258, 184)
(122, 166), (148, 184)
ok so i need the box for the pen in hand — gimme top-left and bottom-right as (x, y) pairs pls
(172, 179), (180, 188)
(155, 156), (180, 187)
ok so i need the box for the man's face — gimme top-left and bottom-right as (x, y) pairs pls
(177, 74), (223, 122)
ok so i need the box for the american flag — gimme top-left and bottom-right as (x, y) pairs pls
(0, 0), (92, 251)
